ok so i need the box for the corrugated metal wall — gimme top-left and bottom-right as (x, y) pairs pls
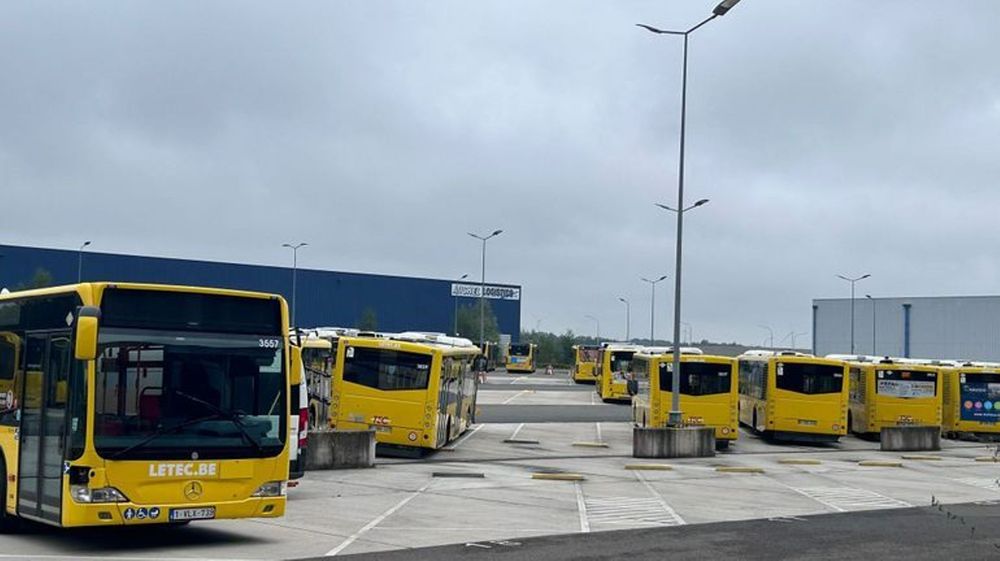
(0, 244), (522, 339)
(814, 296), (1000, 361)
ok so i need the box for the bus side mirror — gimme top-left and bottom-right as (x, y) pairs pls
(74, 306), (101, 361)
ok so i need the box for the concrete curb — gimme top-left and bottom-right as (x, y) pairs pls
(777, 458), (821, 465)
(716, 466), (765, 474)
(532, 473), (586, 481)
(572, 441), (609, 448)
(900, 455), (941, 461)
(858, 460), (904, 467)
(624, 464), (673, 471)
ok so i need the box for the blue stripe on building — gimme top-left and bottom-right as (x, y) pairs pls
(0, 244), (521, 338)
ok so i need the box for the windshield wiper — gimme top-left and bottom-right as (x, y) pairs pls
(109, 412), (225, 460)
(173, 390), (265, 454)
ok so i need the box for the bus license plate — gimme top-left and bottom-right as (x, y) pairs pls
(797, 419), (817, 426)
(371, 425), (391, 433)
(170, 507), (216, 521)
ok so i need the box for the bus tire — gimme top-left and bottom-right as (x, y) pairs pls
(847, 411), (853, 434)
(0, 460), (18, 533)
(752, 410), (759, 434)
(715, 440), (730, 451)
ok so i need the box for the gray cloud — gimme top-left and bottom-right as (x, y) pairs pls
(2, 1), (999, 345)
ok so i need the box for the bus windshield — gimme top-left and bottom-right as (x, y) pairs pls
(875, 370), (937, 398)
(578, 348), (599, 362)
(610, 351), (634, 373)
(775, 362), (843, 395)
(94, 329), (287, 460)
(660, 362), (732, 396)
(343, 346), (432, 391)
(509, 344), (531, 356)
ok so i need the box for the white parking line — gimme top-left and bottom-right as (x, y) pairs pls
(443, 424), (486, 451)
(502, 390), (530, 404)
(633, 470), (685, 525)
(595, 422), (603, 443)
(790, 486), (912, 512)
(509, 376), (527, 385)
(325, 482), (432, 556)
(509, 423), (526, 440)
(574, 481), (590, 533)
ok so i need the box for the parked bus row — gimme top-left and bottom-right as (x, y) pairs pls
(572, 343), (1000, 446)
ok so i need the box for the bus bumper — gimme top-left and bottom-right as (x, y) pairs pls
(61, 496), (286, 527)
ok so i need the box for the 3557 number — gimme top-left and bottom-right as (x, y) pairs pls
(259, 338), (281, 349)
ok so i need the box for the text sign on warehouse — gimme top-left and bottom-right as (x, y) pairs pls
(451, 283), (521, 301)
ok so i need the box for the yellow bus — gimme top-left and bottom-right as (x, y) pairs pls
(595, 343), (642, 402)
(942, 362), (1000, 441)
(738, 351), (849, 442)
(506, 343), (537, 373)
(300, 336), (335, 431)
(838, 356), (942, 438)
(571, 345), (600, 384)
(0, 283), (294, 531)
(480, 341), (500, 372)
(330, 332), (480, 451)
(631, 351), (738, 449)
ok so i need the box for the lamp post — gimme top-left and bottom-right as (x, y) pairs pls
(585, 314), (601, 341)
(641, 275), (668, 344)
(453, 273), (469, 336)
(77, 241), (91, 282)
(680, 321), (693, 344)
(468, 229), (503, 347)
(758, 324), (774, 349)
(618, 297), (631, 341)
(641, 1), (741, 426)
(836, 273), (871, 354)
(866, 294), (876, 356)
(282, 242), (308, 327)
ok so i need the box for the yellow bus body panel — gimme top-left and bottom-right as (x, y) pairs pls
(633, 354), (738, 441)
(942, 368), (1000, 436)
(740, 356), (848, 438)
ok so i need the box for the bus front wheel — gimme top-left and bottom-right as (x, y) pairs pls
(715, 440), (730, 451)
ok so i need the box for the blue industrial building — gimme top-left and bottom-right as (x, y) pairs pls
(0, 244), (522, 338)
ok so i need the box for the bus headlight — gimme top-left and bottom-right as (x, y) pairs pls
(70, 485), (129, 504)
(252, 481), (288, 497)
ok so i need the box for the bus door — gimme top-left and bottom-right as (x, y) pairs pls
(17, 331), (72, 524)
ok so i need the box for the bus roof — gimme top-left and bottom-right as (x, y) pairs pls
(739, 350), (817, 359)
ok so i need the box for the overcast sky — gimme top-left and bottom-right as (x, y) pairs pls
(2, 1), (999, 345)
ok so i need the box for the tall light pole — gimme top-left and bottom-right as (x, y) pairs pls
(758, 324), (774, 349)
(641, 275), (668, 344)
(680, 321), (693, 344)
(618, 297), (631, 341)
(468, 229), (502, 346)
(585, 314), (601, 341)
(453, 273), (469, 336)
(866, 294), (876, 356)
(77, 241), (91, 282)
(837, 273), (871, 354)
(641, 1), (741, 426)
(282, 242), (308, 327)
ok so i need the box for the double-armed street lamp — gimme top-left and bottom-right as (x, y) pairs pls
(836, 273), (871, 354)
(77, 240), (91, 282)
(282, 242), (308, 327)
(468, 230), (503, 346)
(453, 273), (469, 336)
(618, 297), (631, 341)
(639, 0), (742, 427)
(585, 314), (601, 341)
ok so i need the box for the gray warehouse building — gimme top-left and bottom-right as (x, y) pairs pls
(813, 296), (1000, 361)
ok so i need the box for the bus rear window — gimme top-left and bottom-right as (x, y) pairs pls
(509, 344), (531, 356)
(775, 363), (844, 395)
(343, 346), (431, 391)
(875, 370), (937, 398)
(660, 362), (732, 396)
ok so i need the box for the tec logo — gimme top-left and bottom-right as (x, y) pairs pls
(123, 507), (161, 521)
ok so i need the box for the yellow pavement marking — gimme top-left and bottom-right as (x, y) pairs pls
(900, 455), (941, 461)
(572, 441), (610, 448)
(716, 466), (765, 474)
(974, 456), (1000, 462)
(532, 473), (586, 481)
(624, 464), (674, 471)
(858, 460), (903, 467)
(778, 458), (822, 465)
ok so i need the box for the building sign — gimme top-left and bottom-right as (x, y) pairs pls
(451, 283), (520, 301)
(960, 381), (1000, 422)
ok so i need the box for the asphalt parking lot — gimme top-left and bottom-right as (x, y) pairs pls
(3, 369), (999, 560)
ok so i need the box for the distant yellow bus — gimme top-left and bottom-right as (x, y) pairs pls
(841, 357), (942, 437)
(506, 343), (536, 373)
(631, 351), (738, 449)
(738, 351), (849, 442)
(300, 337), (335, 430)
(942, 363), (1000, 440)
(330, 333), (480, 450)
(595, 344), (641, 402)
(1, 283), (293, 530)
(571, 345), (600, 383)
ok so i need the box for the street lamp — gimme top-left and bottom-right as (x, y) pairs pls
(836, 273), (871, 354)
(641, 275), (668, 344)
(680, 321), (693, 344)
(757, 324), (774, 349)
(77, 241), (91, 283)
(468, 229), (503, 347)
(585, 314), (601, 341)
(641, 1), (742, 426)
(282, 242), (308, 327)
(618, 297), (631, 341)
(866, 294), (876, 356)
(453, 273), (469, 336)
